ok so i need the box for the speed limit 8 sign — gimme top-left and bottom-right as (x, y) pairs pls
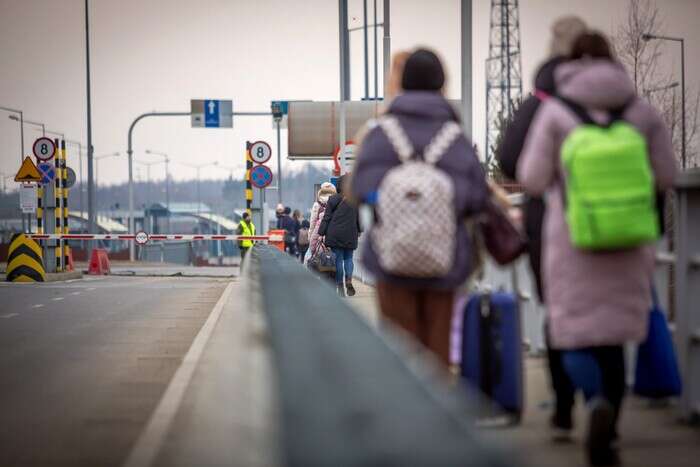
(33, 137), (56, 162)
(249, 141), (272, 164)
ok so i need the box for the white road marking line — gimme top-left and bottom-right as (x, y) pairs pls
(52, 297), (64, 301)
(71, 291), (81, 295)
(32, 304), (45, 309)
(1, 313), (19, 319)
(86, 287), (96, 291)
(123, 281), (235, 467)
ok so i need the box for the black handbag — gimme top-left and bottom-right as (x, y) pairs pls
(308, 242), (336, 273)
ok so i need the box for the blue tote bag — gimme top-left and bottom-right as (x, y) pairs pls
(634, 288), (682, 398)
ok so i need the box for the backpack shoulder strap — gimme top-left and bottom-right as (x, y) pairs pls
(377, 115), (414, 162)
(423, 121), (463, 165)
(557, 96), (596, 126)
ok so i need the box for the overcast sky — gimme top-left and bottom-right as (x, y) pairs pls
(1, 0), (698, 189)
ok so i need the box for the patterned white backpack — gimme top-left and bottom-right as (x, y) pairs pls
(372, 116), (462, 277)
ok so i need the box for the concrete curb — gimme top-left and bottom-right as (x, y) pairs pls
(0, 270), (82, 282)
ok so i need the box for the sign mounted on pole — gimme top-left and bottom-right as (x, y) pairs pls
(33, 137), (56, 162)
(249, 140), (272, 164)
(65, 167), (77, 189)
(20, 183), (37, 213)
(37, 162), (55, 185)
(134, 230), (149, 245)
(191, 99), (233, 128)
(250, 164), (273, 189)
(14, 157), (42, 182)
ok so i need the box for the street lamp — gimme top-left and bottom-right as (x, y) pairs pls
(65, 140), (85, 214)
(144, 150), (171, 233)
(1, 106), (24, 162)
(642, 33), (686, 169)
(8, 115), (66, 141)
(178, 161), (218, 215)
(94, 152), (120, 216)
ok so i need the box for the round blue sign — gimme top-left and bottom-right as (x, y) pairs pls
(37, 162), (55, 185)
(250, 164), (273, 189)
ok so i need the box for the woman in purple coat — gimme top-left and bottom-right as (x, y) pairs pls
(350, 49), (488, 365)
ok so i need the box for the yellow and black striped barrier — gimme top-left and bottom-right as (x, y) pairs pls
(245, 143), (253, 216)
(5, 233), (46, 282)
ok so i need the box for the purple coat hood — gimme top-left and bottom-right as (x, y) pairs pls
(350, 91), (488, 289)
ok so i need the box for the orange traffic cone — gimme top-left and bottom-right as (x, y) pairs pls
(88, 248), (111, 275)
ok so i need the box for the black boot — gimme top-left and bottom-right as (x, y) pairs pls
(586, 398), (620, 466)
(345, 279), (356, 297)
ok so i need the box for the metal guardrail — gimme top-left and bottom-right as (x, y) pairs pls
(251, 244), (515, 467)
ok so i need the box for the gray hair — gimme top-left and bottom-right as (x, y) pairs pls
(549, 16), (588, 57)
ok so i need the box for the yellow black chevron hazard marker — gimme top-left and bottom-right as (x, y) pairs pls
(6, 233), (46, 282)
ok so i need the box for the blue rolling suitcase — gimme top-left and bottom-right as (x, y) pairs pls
(460, 292), (523, 422)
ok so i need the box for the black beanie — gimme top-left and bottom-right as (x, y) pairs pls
(401, 49), (445, 92)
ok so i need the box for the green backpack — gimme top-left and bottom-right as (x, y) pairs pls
(559, 97), (659, 250)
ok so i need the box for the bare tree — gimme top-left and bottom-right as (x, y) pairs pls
(614, 0), (700, 167)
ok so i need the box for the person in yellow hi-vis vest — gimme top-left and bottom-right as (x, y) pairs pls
(236, 211), (255, 261)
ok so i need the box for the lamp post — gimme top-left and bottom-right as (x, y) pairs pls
(65, 140), (85, 215)
(144, 150), (170, 233)
(179, 161), (218, 215)
(642, 33), (686, 169)
(1, 106), (24, 162)
(94, 152), (120, 217)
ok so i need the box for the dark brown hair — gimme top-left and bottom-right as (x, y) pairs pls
(570, 32), (614, 60)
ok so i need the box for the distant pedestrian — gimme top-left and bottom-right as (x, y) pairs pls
(308, 182), (337, 256)
(350, 48), (489, 365)
(277, 206), (297, 256)
(517, 32), (676, 466)
(318, 175), (361, 297)
(236, 211), (255, 263)
(292, 209), (303, 257)
(297, 219), (310, 263)
(497, 15), (587, 441)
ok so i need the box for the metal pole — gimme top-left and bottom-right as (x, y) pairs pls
(165, 157), (170, 234)
(339, 0), (350, 101)
(276, 119), (282, 204)
(383, 0), (390, 97)
(339, 0), (350, 174)
(681, 38), (686, 169)
(19, 111), (24, 160)
(461, 0), (473, 135)
(197, 167), (201, 215)
(363, 0), (369, 100)
(85, 0), (95, 257)
(373, 0), (378, 100)
(79, 145), (84, 215)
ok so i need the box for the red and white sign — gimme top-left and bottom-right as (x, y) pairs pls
(134, 230), (149, 245)
(249, 140), (272, 164)
(33, 137), (56, 162)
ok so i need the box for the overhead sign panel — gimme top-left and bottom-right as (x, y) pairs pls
(287, 100), (464, 159)
(191, 99), (233, 128)
(14, 157), (42, 182)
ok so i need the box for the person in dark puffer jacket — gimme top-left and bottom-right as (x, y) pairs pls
(496, 15), (586, 441)
(318, 175), (361, 297)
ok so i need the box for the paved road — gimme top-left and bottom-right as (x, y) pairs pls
(0, 276), (230, 467)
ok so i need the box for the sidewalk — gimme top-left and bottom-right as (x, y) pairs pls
(345, 282), (700, 467)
